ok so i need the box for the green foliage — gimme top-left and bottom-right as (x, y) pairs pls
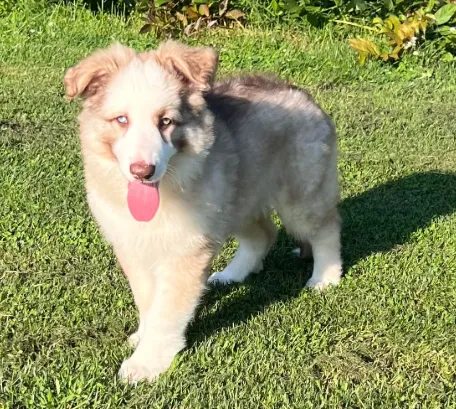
(267, 0), (429, 27)
(349, 2), (456, 64)
(138, 0), (245, 37)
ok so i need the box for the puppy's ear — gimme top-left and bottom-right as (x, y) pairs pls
(155, 41), (218, 92)
(64, 43), (136, 100)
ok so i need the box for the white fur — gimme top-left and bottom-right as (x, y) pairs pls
(108, 59), (180, 181)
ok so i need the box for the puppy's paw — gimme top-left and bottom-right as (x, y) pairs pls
(305, 276), (340, 291)
(118, 358), (166, 384)
(208, 269), (243, 285)
(127, 332), (140, 348)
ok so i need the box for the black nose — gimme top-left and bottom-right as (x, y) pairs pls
(129, 162), (156, 180)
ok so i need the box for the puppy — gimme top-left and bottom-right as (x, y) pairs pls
(64, 41), (342, 382)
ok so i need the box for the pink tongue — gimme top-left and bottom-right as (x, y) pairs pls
(127, 181), (160, 222)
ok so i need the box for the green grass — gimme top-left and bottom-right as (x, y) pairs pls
(1, 3), (456, 408)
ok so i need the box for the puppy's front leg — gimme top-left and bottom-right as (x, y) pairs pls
(118, 245), (213, 383)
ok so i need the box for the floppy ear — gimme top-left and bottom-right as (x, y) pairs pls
(155, 40), (219, 92)
(64, 43), (136, 100)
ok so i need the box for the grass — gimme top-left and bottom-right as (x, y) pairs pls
(1, 3), (456, 408)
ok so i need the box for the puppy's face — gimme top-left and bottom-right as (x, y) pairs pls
(64, 41), (218, 184)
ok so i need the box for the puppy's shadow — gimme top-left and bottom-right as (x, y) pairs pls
(187, 172), (456, 344)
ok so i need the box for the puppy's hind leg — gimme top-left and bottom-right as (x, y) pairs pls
(283, 208), (342, 291)
(208, 215), (277, 284)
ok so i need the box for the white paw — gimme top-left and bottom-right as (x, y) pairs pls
(128, 332), (140, 348)
(292, 247), (301, 256)
(118, 357), (166, 384)
(306, 276), (340, 291)
(208, 269), (242, 284)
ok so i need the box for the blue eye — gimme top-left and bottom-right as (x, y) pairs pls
(116, 116), (128, 124)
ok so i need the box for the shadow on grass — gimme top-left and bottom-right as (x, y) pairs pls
(188, 171), (456, 344)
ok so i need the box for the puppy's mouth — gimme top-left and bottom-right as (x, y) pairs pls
(127, 180), (160, 222)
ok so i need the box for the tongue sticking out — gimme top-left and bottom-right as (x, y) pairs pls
(127, 181), (160, 222)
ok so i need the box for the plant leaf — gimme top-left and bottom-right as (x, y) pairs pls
(207, 19), (218, 28)
(176, 11), (188, 26)
(194, 16), (203, 31)
(349, 38), (380, 56)
(388, 15), (401, 32)
(442, 52), (454, 62)
(187, 8), (199, 20)
(424, 0), (435, 13)
(139, 23), (152, 34)
(184, 22), (195, 36)
(225, 9), (245, 20)
(383, 0), (394, 11)
(353, 0), (367, 12)
(219, 0), (228, 16)
(434, 4), (456, 25)
(154, 0), (168, 7)
(199, 4), (210, 17)
(271, 0), (279, 12)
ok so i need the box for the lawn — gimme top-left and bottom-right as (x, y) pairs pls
(1, 3), (456, 408)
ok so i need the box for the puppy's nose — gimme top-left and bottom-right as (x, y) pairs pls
(129, 161), (156, 180)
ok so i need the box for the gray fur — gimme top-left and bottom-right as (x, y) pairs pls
(168, 74), (342, 287)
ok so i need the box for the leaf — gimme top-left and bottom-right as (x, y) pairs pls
(424, 0), (435, 14)
(353, 0), (367, 12)
(199, 4), (210, 17)
(442, 52), (454, 62)
(390, 52), (399, 59)
(349, 38), (383, 64)
(283, 0), (304, 14)
(184, 22), (195, 36)
(304, 6), (322, 14)
(187, 7), (199, 20)
(388, 15), (401, 33)
(271, 0), (279, 13)
(154, 0), (168, 7)
(383, 0), (394, 11)
(175, 11), (188, 26)
(225, 9), (245, 20)
(207, 19), (218, 28)
(434, 3), (456, 25)
(219, 0), (228, 16)
(139, 23), (152, 34)
(349, 38), (380, 56)
(435, 25), (456, 36)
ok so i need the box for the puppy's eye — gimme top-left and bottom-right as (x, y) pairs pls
(116, 116), (128, 125)
(160, 117), (172, 128)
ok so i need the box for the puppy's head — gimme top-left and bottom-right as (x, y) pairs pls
(64, 41), (218, 184)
